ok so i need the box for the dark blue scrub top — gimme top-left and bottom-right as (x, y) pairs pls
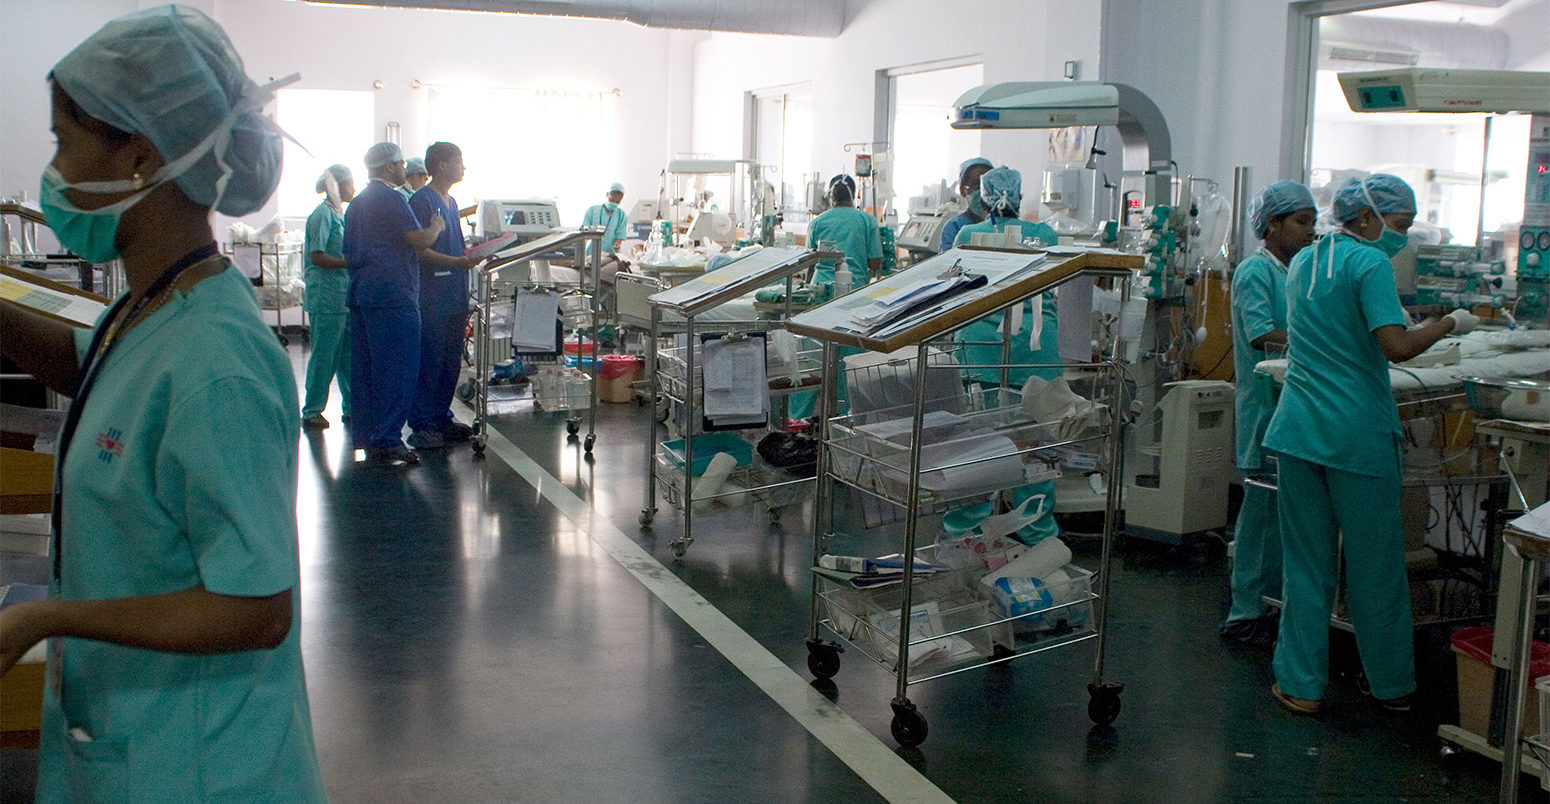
(409, 186), (469, 315)
(344, 179), (423, 308)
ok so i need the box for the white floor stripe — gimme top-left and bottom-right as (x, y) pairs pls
(469, 415), (954, 804)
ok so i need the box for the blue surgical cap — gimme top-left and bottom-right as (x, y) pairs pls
(364, 142), (404, 170)
(50, 4), (286, 217)
(315, 164), (353, 194)
(958, 157), (992, 183)
(608, 182), (625, 195)
(1331, 174), (1416, 223)
(980, 166), (1022, 213)
(404, 157), (428, 177)
(1249, 180), (1316, 239)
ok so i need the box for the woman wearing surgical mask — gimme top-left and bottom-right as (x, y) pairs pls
(0, 6), (326, 799)
(1262, 174), (1475, 716)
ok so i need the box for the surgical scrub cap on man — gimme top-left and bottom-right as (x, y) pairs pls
(50, 4), (286, 217)
(405, 157), (428, 177)
(364, 142), (404, 170)
(315, 164), (353, 194)
(979, 166), (1022, 213)
(608, 182), (625, 194)
(1249, 180), (1316, 239)
(958, 157), (992, 182)
(1331, 174), (1416, 223)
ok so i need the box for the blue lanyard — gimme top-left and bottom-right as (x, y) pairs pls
(50, 242), (220, 582)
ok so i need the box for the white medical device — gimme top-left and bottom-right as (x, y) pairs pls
(479, 199), (561, 239)
(1123, 380), (1235, 543)
(1338, 68), (1550, 114)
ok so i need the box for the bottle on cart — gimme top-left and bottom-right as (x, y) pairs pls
(833, 265), (852, 297)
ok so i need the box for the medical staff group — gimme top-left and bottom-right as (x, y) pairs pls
(0, 2), (1497, 800)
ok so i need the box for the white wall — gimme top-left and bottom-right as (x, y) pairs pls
(690, 0), (1104, 202)
(1, 0), (691, 233)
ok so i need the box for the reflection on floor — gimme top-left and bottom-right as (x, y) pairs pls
(0, 345), (1521, 801)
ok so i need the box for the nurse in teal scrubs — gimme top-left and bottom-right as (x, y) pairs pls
(1219, 180), (1316, 647)
(790, 175), (884, 419)
(1262, 174), (1477, 715)
(951, 166), (1061, 543)
(301, 163), (355, 429)
(0, 7), (325, 800)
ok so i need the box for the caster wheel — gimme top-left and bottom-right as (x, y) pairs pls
(456, 379), (475, 402)
(277, 333), (289, 347)
(805, 638), (842, 680)
(768, 507), (782, 524)
(584, 434), (596, 453)
(889, 700), (928, 747)
(1088, 682), (1124, 726)
(639, 509), (655, 528)
(566, 419), (580, 435)
(669, 540), (689, 560)
(472, 438), (486, 455)
(1438, 740), (1462, 763)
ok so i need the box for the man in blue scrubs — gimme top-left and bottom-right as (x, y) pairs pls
(345, 141), (445, 465)
(1263, 174), (1477, 714)
(1219, 180), (1316, 647)
(938, 157), (991, 252)
(408, 142), (478, 450)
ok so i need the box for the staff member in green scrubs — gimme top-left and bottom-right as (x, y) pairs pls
(1219, 180), (1316, 647)
(302, 163), (354, 429)
(951, 166), (1061, 543)
(1263, 174), (1477, 715)
(0, 6), (326, 800)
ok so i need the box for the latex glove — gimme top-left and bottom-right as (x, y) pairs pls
(1445, 308), (1479, 335)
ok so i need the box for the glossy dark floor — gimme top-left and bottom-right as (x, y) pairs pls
(0, 346), (1535, 802)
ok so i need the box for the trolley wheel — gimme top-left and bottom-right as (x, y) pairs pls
(1438, 739), (1462, 763)
(889, 699), (928, 747)
(584, 434), (596, 453)
(566, 418), (580, 435)
(668, 539), (689, 560)
(276, 332), (289, 347)
(472, 437), (486, 455)
(456, 379), (475, 402)
(1087, 682), (1124, 726)
(768, 506), (782, 524)
(805, 638), (843, 680)
(639, 509), (655, 528)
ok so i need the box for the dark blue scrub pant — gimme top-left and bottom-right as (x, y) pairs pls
(350, 304), (421, 450)
(409, 307), (467, 434)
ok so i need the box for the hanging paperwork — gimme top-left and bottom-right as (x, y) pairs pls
(512, 289), (561, 352)
(702, 335), (768, 427)
(0, 265), (107, 328)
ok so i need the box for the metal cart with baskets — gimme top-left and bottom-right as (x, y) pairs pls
(638, 247), (840, 559)
(469, 229), (603, 454)
(784, 246), (1141, 747)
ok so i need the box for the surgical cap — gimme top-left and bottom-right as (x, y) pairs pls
(50, 4), (285, 217)
(315, 163), (353, 194)
(1331, 173), (1416, 223)
(608, 182), (625, 195)
(829, 174), (856, 196)
(958, 157), (992, 182)
(979, 166), (1022, 212)
(1248, 180), (1316, 239)
(364, 142), (404, 170)
(404, 157), (428, 176)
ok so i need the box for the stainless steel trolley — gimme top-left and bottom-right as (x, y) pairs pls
(638, 247), (840, 559)
(785, 246), (1142, 747)
(469, 229), (603, 454)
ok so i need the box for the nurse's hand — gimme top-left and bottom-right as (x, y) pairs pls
(1445, 308), (1479, 335)
(0, 600), (50, 675)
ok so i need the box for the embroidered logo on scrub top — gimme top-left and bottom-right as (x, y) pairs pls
(95, 428), (125, 463)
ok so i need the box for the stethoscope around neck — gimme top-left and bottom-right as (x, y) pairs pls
(48, 242), (219, 582)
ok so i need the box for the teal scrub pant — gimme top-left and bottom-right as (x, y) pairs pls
(301, 311), (351, 419)
(1227, 479), (1281, 623)
(1272, 451), (1414, 701)
(788, 345), (858, 420)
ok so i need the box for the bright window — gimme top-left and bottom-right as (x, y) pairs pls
(751, 86), (813, 219)
(275, 89), (375, 220)
(888, 63), (984, 219)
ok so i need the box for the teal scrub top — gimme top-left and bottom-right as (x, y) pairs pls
(1229, 249), (1288, 470)
(1263, 233), (1408, 477)
(581, 202), (629, 255)
(806, 206), (882, 288)
(303, 199), (347, 314)
(38, 266), (326, 802)
(396, 185), (414, 201)
(953, 218), (1062, 386)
